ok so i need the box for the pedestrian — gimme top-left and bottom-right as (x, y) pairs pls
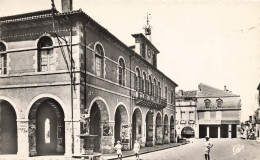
(133, 140), (140, 159)
(114, 140), (123, 160)
(204, 136), (213, 160)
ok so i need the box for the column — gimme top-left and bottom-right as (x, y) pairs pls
(17, 119), (30, 157)
(152, 121), (156, 146)
(142, 121), (146, 148)
(101, 121), (114, 154)
(73, 121), (81, 155)
(228, 124), (232, 138)
(218, 126), (221, 138)
(206, 126), (209, 137)
(64, 120), (73, 157)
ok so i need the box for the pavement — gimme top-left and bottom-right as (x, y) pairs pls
(101, 142), (188, 160)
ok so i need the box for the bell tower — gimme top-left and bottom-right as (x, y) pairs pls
(143, 13), (152, 41)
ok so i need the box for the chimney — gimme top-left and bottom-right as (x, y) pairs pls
(224, 85), (227, 91)
(178, 90), (184, 96)
(61, 0), (73, 12)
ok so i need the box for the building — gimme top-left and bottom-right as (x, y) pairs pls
(196, 83), (241, 138)
(175, 90), (197, 138)
(254, 83), (260, 139)
(175, 83), (241, 139)
(0, 0), (177, 157)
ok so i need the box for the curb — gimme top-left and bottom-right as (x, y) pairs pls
(106, 142), (189, 160)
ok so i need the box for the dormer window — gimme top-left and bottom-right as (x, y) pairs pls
(0, 42), (7, 75)
(216, 99), (223, 108)
(204, 99), (211, 108)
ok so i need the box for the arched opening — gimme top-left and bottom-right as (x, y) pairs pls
(145, 111), (153, 147)
(163, 114), (169, 144)
(0, 100), (17, 154)
(181, 127), (195, 138)
(89, 99), (109, 153)
(28, 98), (65, 156)
(132, 108), (142, 148)
(155, 113), (162, 145)
(114, 105), (128, 144)
(170, 116), (175, 143)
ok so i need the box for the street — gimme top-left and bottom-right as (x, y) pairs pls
(124, 139), (260, 160)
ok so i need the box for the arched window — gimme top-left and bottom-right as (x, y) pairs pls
(165, 86), (168, 102)
(38, 36), (54, 72)
(154, 78), (157, 97)
(216, 99), (223, 108)
(95, 44), (104, 77)
(118, 58), (125, 86)
(149, 75), (152, 95)
(135, 68), (141, 91)
(158, 81), (161, 98)
(0, 42), (7, 75)
(142, 72), (147, 93)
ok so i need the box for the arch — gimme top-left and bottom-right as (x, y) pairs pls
(142, 71), (147, 79)
(164, 114), (169, 126)
(135, 67), (141, 76)
(133, 106), (143, 117)
(26, 94), (68, 120)
(155, 112), (162, 145)
(181, 126), (195, 138)
(94, 42), (106, 56)
(132, 107), (143, 146)
(145, 110), (154, 147)
(114, 102), (129, 123)
(0, 40), (8, 51)
(89, 97), (110, 122)
(118, 57), (126, 86)
(35, 33), (55, 48)
(0, 96), (20, 119)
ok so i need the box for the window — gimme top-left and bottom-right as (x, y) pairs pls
(135, 68), (141, 91)
(189, 111), (194, 120)
(95, 44), (104, 77)
(165, 86), (168, 101)
(181, 111), (185, 120)
(171, 90), (174, 104)
(154, 78), (157, 97)
(0, 42), (7, 75)
(38, 37), (54, 72)
(118, 58), (125, 86)
(142, 72), (147, 93)
(149, 75), (152, 95)
(158, 81), (161, 98)
(204, 99), (211, 108)
(216, 99), (223, 108)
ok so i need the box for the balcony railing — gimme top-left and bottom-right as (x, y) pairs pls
(134, 91), (167, 109)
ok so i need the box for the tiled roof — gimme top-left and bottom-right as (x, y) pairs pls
(197, 83), (239, 97)
(176, 90), (197, 98)
(0, 8), (178, 87)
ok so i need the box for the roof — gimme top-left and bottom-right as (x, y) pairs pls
(131, 33), (160, 54)
(0, 9), (58, 21)
(176, 90), (197, 98)
(0, 9), (178, 87)
(197, 83), (240, 97)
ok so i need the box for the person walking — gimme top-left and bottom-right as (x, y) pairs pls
(133, 140), (140, 159)
(204, 136), (213, 160)
(114, 141), (123, 160)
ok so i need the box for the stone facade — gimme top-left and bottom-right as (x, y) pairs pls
(0, 6), (177, 157)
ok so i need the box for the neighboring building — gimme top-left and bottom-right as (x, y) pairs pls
(175, 90), (197, 138)
(0, 0), (177, 157)
(196, 83), (241, 138)
(176, 83), (241, 139)
(254, 83), (260, 139)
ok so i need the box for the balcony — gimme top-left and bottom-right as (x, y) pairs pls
(134, 91), (167, 109)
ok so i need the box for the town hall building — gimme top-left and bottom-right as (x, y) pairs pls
(0, 0), (177, 157)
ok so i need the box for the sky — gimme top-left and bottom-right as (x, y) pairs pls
(0, 0), (259, 121)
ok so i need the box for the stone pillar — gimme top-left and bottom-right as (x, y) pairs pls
(28, 119), (37, 156)
(206, 126), (209, 137)
(73, 121), (81, 155)
(101, 121), (114, 154)
(152, 121), (156, 146)
(64, 121), (73, 158)
(218, 126), (221, 138)
(228, 124), (232, 138)
(17, 120), (30, 157)
(142, 122), (146, 148)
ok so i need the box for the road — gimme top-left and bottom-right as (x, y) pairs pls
(124, 138), (260, 160)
